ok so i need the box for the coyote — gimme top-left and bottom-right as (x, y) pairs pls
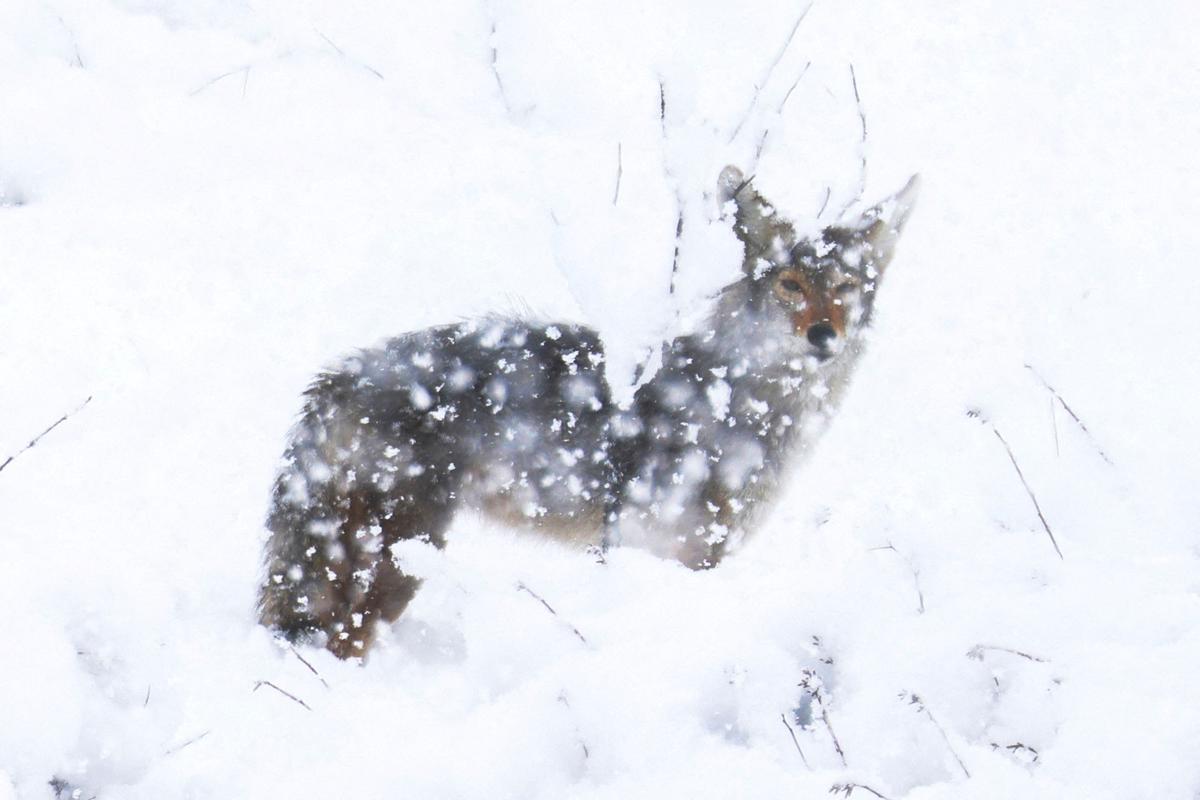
(259, 167), (918, 658)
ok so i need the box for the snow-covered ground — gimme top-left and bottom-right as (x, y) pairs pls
(2, 1), (1198, 797)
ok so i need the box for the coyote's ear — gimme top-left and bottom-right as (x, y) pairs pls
(718, 165), (797, 271)
(825, 174), (920, 275)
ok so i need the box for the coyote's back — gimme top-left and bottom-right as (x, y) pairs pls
(259, 167), (918, 658)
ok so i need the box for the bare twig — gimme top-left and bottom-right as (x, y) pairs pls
(831, 783), (893, 799)
(728, 2), (815, 144)
(488, 20), (512, 113)
(655, 78), (684, 299)
(315, 28), (384, 80)
(667, 211), (685, 296)
(816, 186), (832, 218)
(968, 410), (1064, 559)
(612, 142), (623, 206)
(989, 741), (1040, 763)
(868, 542), (925, 614)
(835, 64), (869, 219)
(777, 62), (811, 115)
(189, 67), (250, 97)
(902, 693), (970, 779)
(753, 61), (812, 167)
(780, 713), (812, 769)
(1049, 396), (1060, 457)
(55, 15), (85, 68)
(557, 693), (590, 759)
(0, 395), (92, 476)
(628, 79), (685, 390)
(800, 669), (847, 767)
(967, 644), (1048, 663)
(164, 730), (210, 756)
(849, 64), (868, 143)
(291, 645), (331, 688)
(516, 582), (588, 645)
(144, 686), (152, 708)
(253, 680), (313, 711)
(811, 634), (834, 665)
(1024, 364), (1113, 464)
(994, 427), (1063, 559)
(315, 28), (344, 55)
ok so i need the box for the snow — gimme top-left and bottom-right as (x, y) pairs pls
(2, 0), (1199, 798)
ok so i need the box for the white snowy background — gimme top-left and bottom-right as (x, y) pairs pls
(2, 0), (1198, 798)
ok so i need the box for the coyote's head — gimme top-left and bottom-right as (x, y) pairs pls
(718, 166), (919, 364)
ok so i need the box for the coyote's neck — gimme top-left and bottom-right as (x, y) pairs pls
(685, 284), (868, 494)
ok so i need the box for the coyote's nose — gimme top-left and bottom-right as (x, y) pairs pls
(806, 322), (838, 351)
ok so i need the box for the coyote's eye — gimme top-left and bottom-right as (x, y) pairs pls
(773, 272), (808, 306)
(835, 280), (860, 295)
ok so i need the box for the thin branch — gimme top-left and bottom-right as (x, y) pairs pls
(659, 80), (667, 131)
(558, 693), (590, 760)
(849, 64), (868, 143)
(753, 61), (812, 168)
(816, 186), (832, 218)
(516, 582), (588, 645)
(657, 78), (684, 299)
(780, 713), (812, 769)
(0, 395), (92, 476)
(831, 783), (893, 800)
(164, 730), (210, 756)
(800, 669), (847, 767)
(868, 542), (925, 614)
(811, 634), (834, 665)
(253, 680), (312, 711)
(612, 142), (623, 206)
(55, 15), (85, 68)
(488, 20), (512, 113)
(316, 28), (344, 56)
(628, 208), (682, 383)
(629, 78), (683, 390)
(777, 61), (811, 114)
(989, 741), (1040, 763)
(1049, 396), (1060, 457)
(967, 644), (1048, 664)
(314, 28), (384, 80)
(667, 211), (684, 295)
(902, 693), (970, 779)
(1024, 364), (1113, 464)
(835, 63), (869, 219)
(820, 702), (847, 767)
(291, 645), (330, 688)
(993, 427), (1064, 559)
(728, 2), (815, 144)
(144, 685), (152, 708)
(189, 67), (249, 97)
(968, 410), (1064, 559)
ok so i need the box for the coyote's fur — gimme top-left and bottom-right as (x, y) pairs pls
(259, 167), (918, 658)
